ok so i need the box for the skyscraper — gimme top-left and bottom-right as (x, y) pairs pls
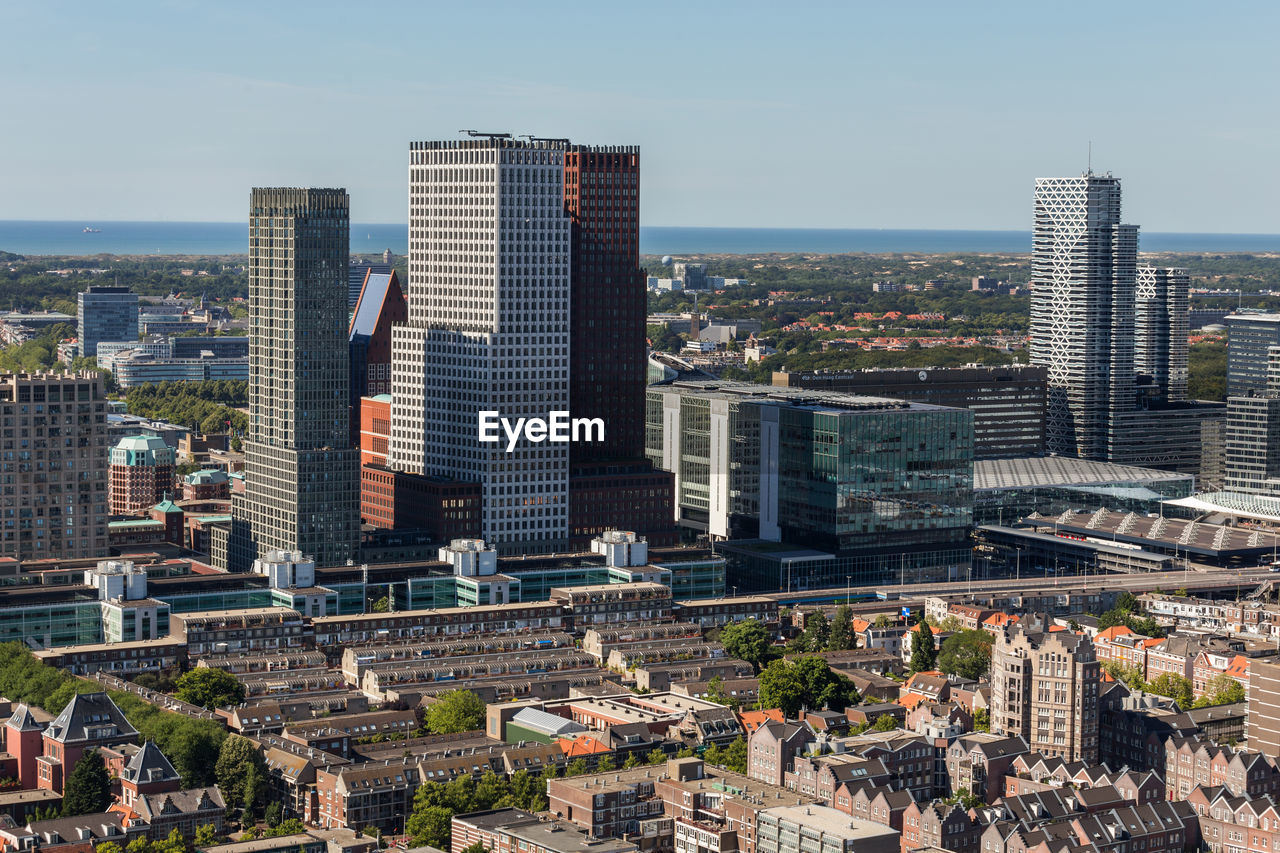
(1134, 266), (1189, 403)
(77, 286), (138, 357)
(564, 145), (646, 463)
(1030, 174), (1138, 459)
(1225, 313), (1280, 397)
(389, 138), (571, 554)
(220, 188), (360, 570)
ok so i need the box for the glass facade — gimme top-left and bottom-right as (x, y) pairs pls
(648, 381), (975, 591)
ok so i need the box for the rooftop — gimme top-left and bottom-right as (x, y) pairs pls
(974, 456), (1192, 491)
(656, 379), (959, 414)
(760, 803), (899, 840)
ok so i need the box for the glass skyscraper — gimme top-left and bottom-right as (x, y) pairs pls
(220, 188), (360, 570)
(1030, 173), (1138, 460)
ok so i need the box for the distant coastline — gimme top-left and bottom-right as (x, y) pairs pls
(3, 220), (1280, 257)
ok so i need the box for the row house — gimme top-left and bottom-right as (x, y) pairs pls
(169, 607), (309, 656)
(1189, 785), (1280, 853)
(1068, 802), (1198, 853)
(1093, 626), (1157, 672)
(312, 600), (566, 646)
(833, 783), (912, 831)
(1194, 649), (1250, 696)
(314, 758), (421, 835)
(1163, 736), (1280, 800)
(901, 800), (983, 853)
(822, 731), (939, 802)
(945, 733), (1027, 805)
(748, 720), (813, 787)
(338, 631), (575, 682)
(547, 766), (669, 849)
(788, 753), (892, 802)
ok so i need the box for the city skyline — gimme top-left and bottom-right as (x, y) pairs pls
(3, 2), (1279, 233)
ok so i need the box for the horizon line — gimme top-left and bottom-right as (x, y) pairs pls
(3, 219), (1280, 239)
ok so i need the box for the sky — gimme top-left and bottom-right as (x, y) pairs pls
(2, 0), (1278, 232)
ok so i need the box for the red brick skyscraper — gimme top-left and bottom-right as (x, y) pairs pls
(564, 146), (647, 461)
(563, 145), (676, 546)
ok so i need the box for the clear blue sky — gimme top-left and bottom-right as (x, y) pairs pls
(3, 0), (1277, 232)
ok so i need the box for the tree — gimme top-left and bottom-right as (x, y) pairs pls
(828, 605), (855, 651)
(937, 630), (993, 680)
(720, 620), (774, 673)
(973, 708), (990, 732)
(371, 596), (390, 613)
(703, 737), (748, 774)
(461, 843), (490, 853)
(596, 755), (616, 773)
(63, 749), (111, 816)
(175, 667), (246, 710)
(800, 612), (830, 652)
(427, 690), (486, 734)
(406, 803), (452, 849)
(194, 825), (224, 848)
(871, 714), (899, 732)
(1117, 591), (1140, 613)
(565, 758), (589, 777)
(622, 752), (641, 769)
(704, 675), (736, 708)
(215, 734), (267, 813)
(758, 659), (806, 716)
(646, 748), (666, 765)
(264, 801), (283, 828)
(1146, 673), (1195, 708)
(241, 762), (264, 825)
(1196, 673), (1246, 708)
(909, 622), (937, 673)
(872, 614), (895, 629)
(1100, 660), (1146, 689)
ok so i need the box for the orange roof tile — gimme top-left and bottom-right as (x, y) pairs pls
(898, 693), (928, 711)
(739, 708), (785, 734)
(557, 736), (612, 757)
(1095, 625), (1136, 642)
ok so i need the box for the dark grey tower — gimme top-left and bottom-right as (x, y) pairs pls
(219, 188), (360, 569)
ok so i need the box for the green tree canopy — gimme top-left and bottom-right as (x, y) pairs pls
(426, 689), (486, 734)
(1196, 673), (1246, 708)
(937, 630), (993, 680)
(909, 622), (937, 672)
(759, 657), (857, 716)
(174, 667), (245, 709)
(1146, 672), (1195, 708)
(828, 605), (855, 651)
(63, 749), (111, 816)
(720, 620), (774, 673)
(215, 734), (267, 813)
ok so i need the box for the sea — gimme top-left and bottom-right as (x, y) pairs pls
(3, 220), (1280, 257)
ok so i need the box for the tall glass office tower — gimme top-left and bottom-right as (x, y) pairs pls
(219, 188), (360, 570)
(1030, 173), (1138, 460)
(389, 139), (571, 554)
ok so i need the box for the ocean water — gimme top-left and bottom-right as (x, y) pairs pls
(3, 220), (1280, 257)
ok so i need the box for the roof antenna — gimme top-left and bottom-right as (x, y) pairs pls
(1087, 141), (1092, 177)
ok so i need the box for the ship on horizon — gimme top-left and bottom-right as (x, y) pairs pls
(83, 226), (101, 233)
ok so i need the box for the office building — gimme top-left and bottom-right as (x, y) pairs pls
(388, 138), (572, 554)
(221, 188), (360, 570)
(1135, 266), (1189, 403)
(563, 144), (676, 548)
(0, 372), (109, 560)
(110, 351), (249, 388)
(1248, 659), (1280, 760)
(990, 624), (1100, 763)
(77, 286), (139, 357)
(1226, 313), (1280, 397)
(673, 262), (707, 291)
(1223, 394), (1280, 494)
(1030, 173), (1138, 459)
(348, 260), (392, 309)
(648, 380), (972, 587)
(108, 435), (176, 515)
(773, 364), (1046, 458)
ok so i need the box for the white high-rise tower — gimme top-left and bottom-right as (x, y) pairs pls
(1030, 173), (1138, 460)
(389, 138), (571, 554)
